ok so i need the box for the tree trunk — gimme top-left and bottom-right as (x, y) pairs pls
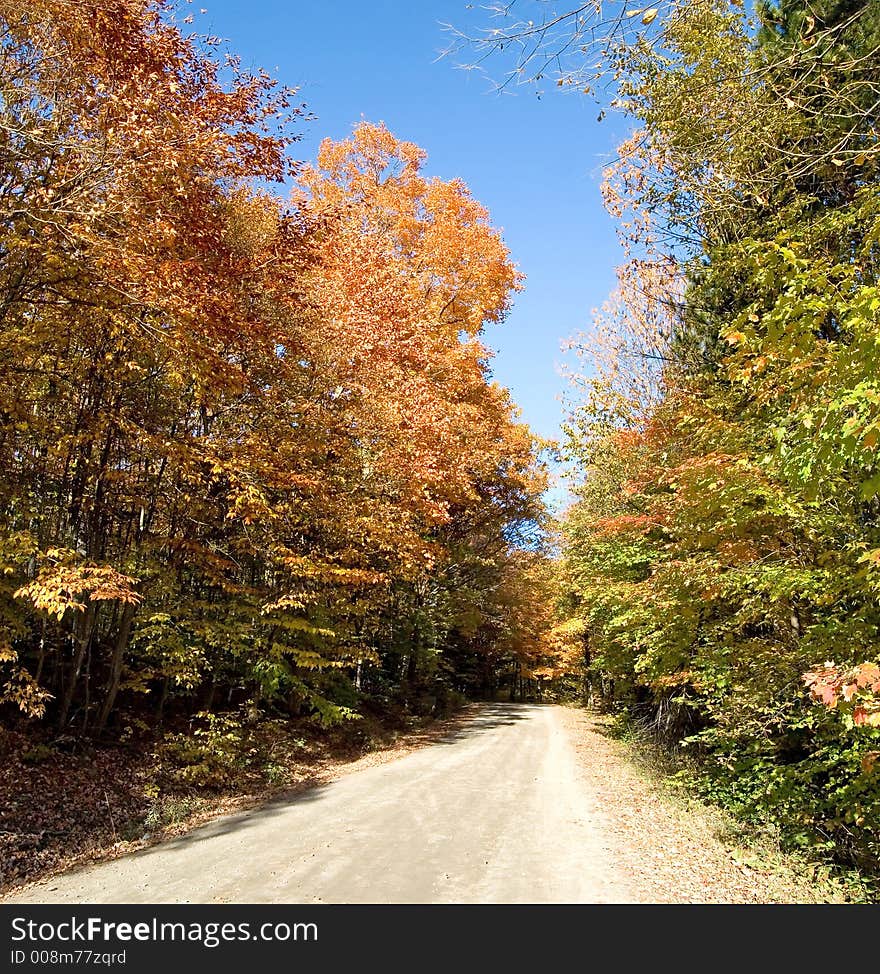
(203, 676), (217, 713)
(156, 677), (169, 725)
(582, 635), (592, 705)
(95, 601), (137, 733)
(57, 601), (97, 731)
(81, 639), (91, 734)
(34, 619), (47, 683)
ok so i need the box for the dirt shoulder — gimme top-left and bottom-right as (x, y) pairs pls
(558, 706), (858, 903)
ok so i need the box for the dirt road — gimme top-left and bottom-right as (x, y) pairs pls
(4, 704), (822, 903)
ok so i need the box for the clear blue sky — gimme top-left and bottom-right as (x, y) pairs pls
(194, 1), (624, 485)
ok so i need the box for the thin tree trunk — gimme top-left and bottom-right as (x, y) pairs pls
(203, 676), (217, 713)
(34, 619), (47, 683)
(81, 639), (91, 734)
(156, 677), (169, 725)
(96, 601), (137, 733)
(582, 635), (592, 705)
(57, 601), (96, 731)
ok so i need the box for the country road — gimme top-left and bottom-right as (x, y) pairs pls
(4, 704), (825, 904)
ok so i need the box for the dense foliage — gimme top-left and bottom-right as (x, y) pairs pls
(545, 0), (880, 870)
(0, 0), (553, 739)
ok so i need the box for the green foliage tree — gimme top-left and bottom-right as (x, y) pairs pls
(552, 0), (880, 871)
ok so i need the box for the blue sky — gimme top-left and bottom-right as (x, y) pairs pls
(193, 1), (625, 492)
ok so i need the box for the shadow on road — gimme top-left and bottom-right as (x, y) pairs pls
(426, 702), (540, 745)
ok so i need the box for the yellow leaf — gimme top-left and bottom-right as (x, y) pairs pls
(641, 8), (658, 24)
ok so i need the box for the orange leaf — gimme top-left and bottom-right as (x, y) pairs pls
(856, 663), (880, 687)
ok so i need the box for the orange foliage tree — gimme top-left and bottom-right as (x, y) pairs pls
(0, 3), (548, 731)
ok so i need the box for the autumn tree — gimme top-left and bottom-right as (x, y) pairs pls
(292, 122), (548, 703)
(0, 3), (549, 739)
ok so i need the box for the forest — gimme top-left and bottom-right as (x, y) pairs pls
(0, 0), (556, 740)
(3, 0), (880, 896)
